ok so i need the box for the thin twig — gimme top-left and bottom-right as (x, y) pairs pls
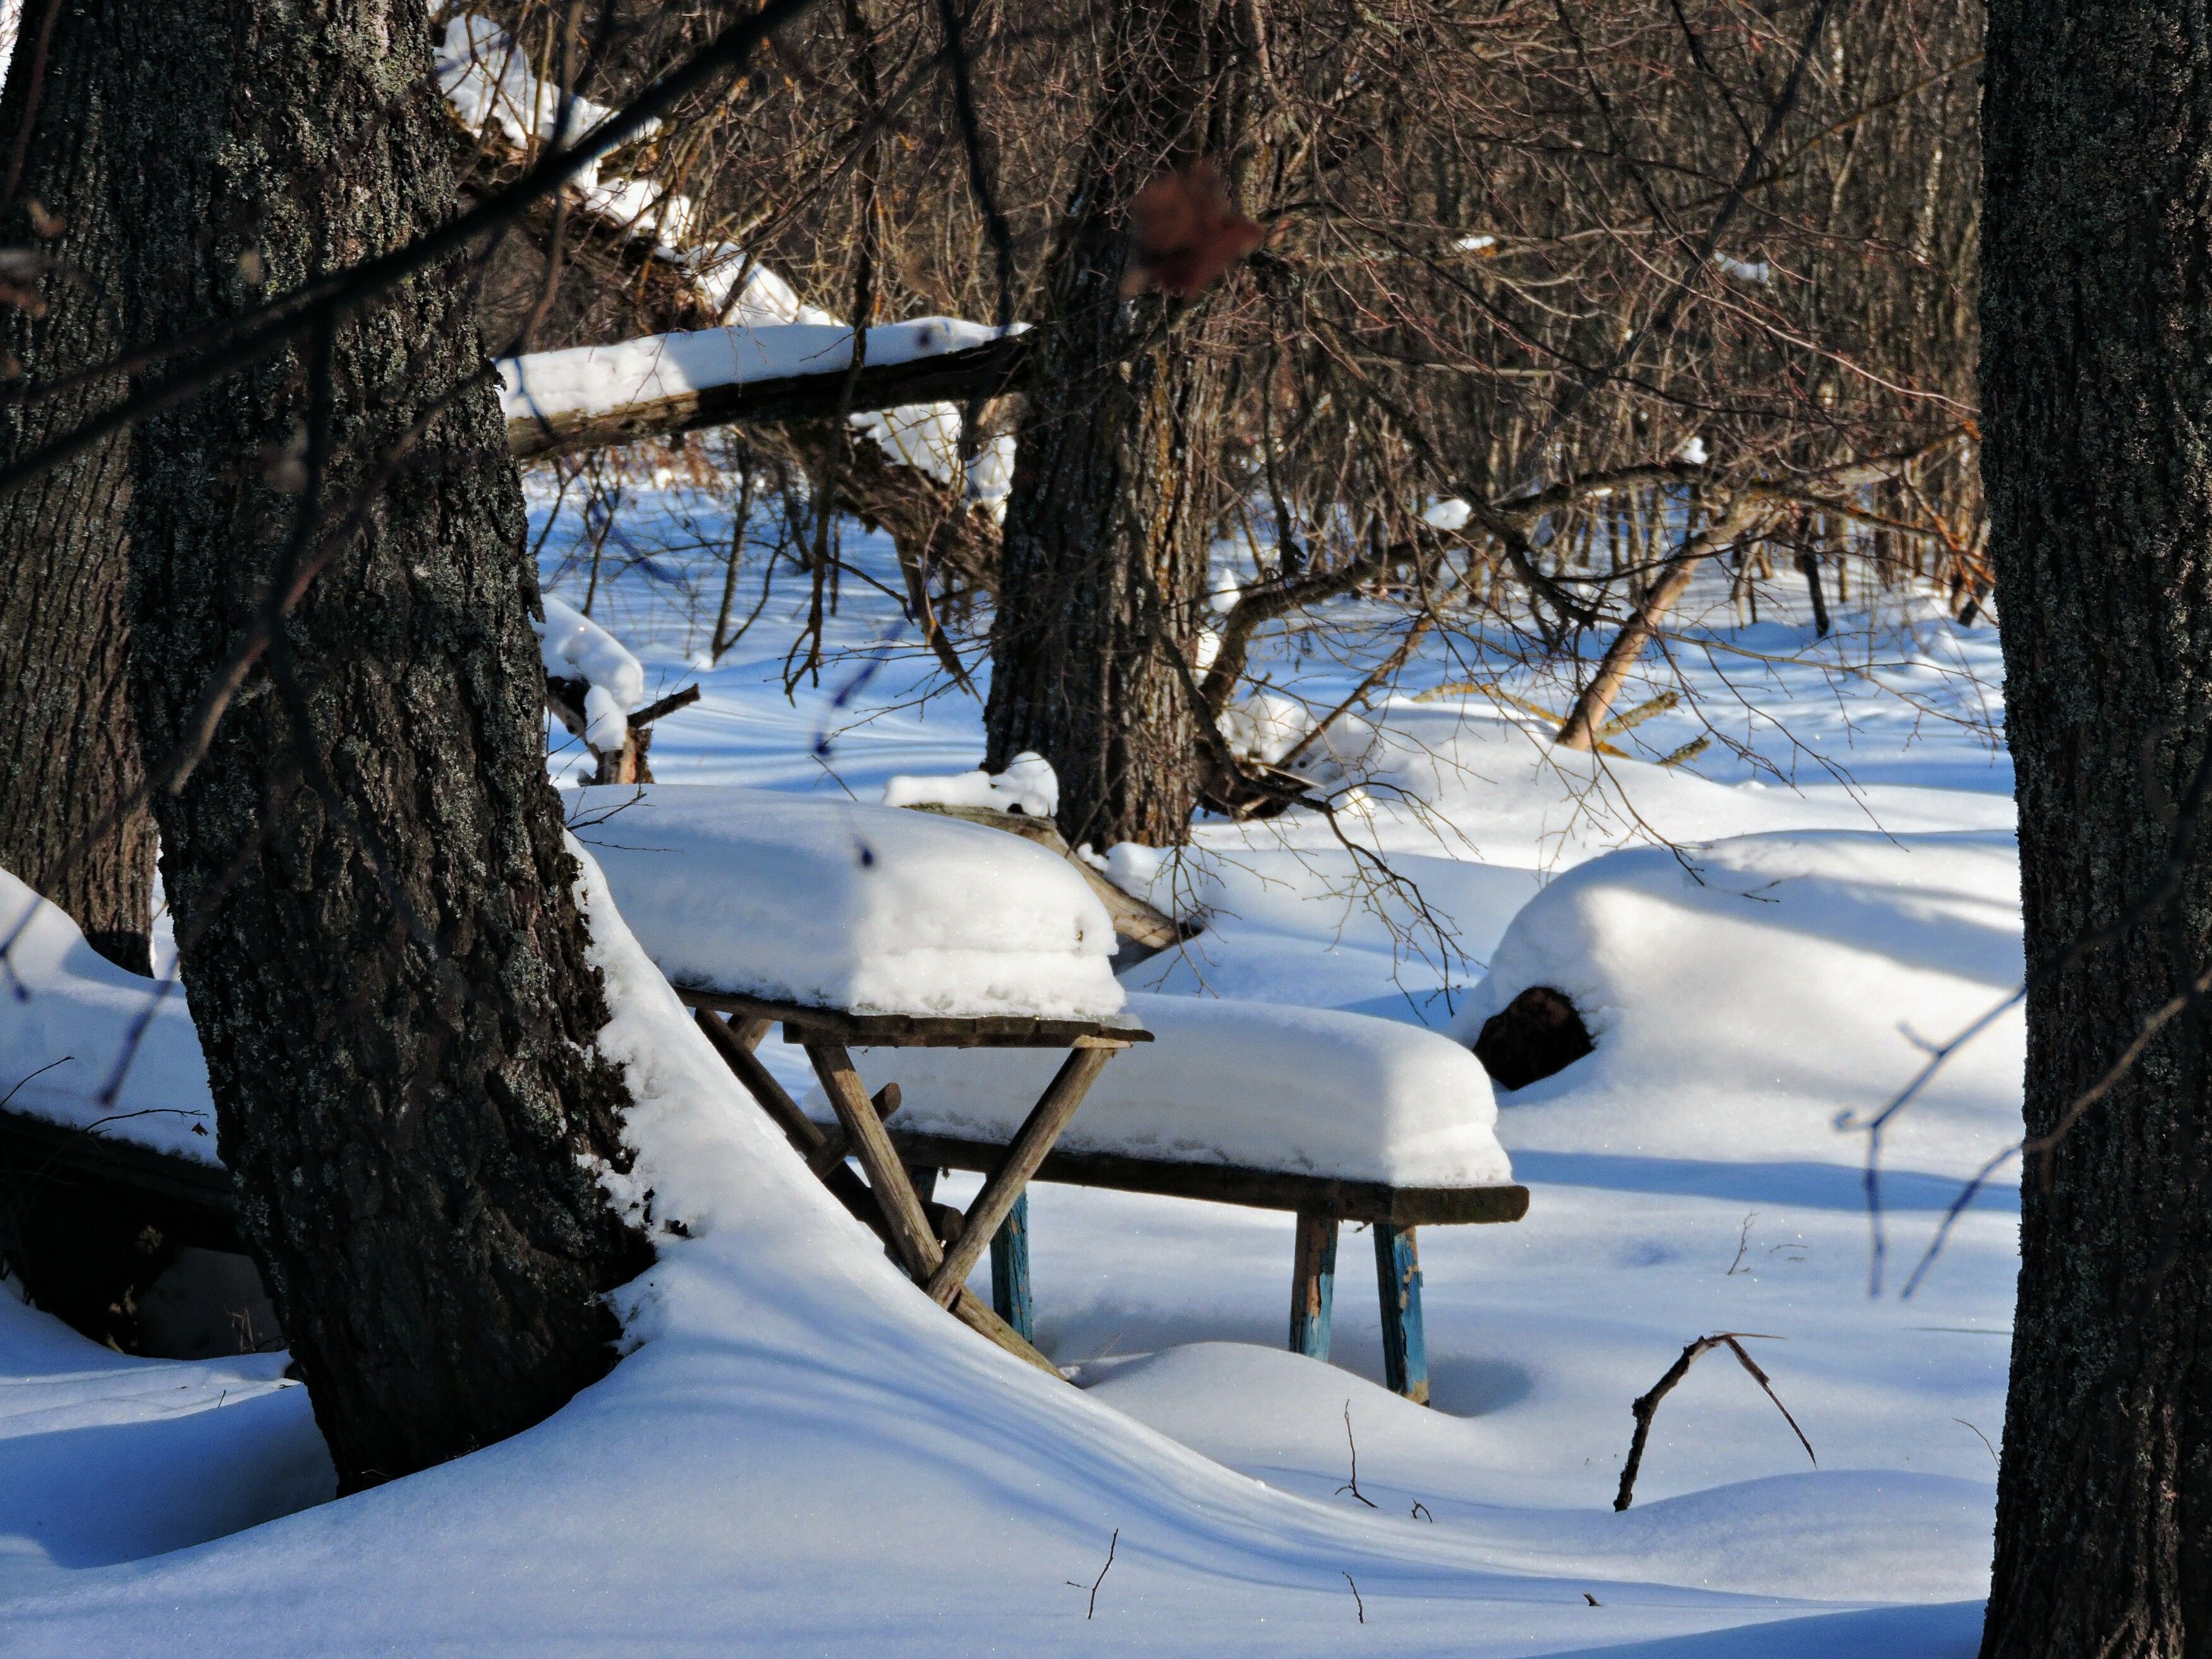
(1064, 1528), (1118, 1619)
(1335, 1400), (1378, 1508)
(1615, 1332), (1813, 1510)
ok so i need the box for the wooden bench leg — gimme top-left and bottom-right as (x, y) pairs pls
(1374, 1222), (1430, 1405)
(990, 1191), (1034, 1340)
(1289, 1210), (1338, 1360)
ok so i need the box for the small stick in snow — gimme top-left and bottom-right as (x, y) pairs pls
(1614, 1332), (1814, 1510)
(1726, 1211), (1756, 1274)
(1344, 1572), (1364, 1624)
(1335, 1401), (1378, 1508)
(1065, 1528), (1118, 1619)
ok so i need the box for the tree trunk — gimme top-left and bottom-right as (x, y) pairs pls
(111, 0), (652, 1489)
(985, 0), (1248, 851)
(1555, 492), (1766, 751)
(1981, 1), (2212, 1651)
(0, 0), (154, 974)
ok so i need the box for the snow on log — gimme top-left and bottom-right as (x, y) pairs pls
(532, 595), (644, 752)
(503, 321), (1030, 461)
(881, 751), (1058, 819)
(566, 784), (1124, 1021)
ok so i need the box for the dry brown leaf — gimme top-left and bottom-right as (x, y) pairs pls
(1122, 162), (1267, 299)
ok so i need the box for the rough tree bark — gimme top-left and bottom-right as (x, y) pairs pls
(110, 0), (652, 1488)
(1980, 0), (2212, 1651)
(0, 0), (154, 973)
(985, 0), (1250, 850)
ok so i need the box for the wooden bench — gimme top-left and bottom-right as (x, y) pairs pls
(685, 994), (1529, 1404)
(889, 1128), (1528, 1405)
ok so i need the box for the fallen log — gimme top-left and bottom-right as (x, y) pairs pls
(506, 332), (1031, 461)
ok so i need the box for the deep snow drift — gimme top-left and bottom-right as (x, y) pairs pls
(0, 487), (2021, 1655)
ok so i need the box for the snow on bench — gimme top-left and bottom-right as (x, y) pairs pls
(567, 784), (1125, 1022)
(853, 991), (1509, 1191)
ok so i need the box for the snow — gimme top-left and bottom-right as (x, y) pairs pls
(848, 990), (1511, 1186)
(567, 783), (1125, 1019)
(0, 483), (2026, 1655)
(0, 1291), (332, 1599)
(1714, 253), (1776, 285)
(1423, 496), (1474, 530)
(533, 594), (645, 751)
(882, 750), (1058, 817)
(434, 15), (640, 162)
(0, 869), (216, 1162)
(0, 834), (2002, 1655)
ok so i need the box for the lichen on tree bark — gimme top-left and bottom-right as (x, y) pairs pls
(1981, 0), (2212, 1649)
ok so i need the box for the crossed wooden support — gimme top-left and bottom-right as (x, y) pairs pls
(683, 989), (1148, 1376)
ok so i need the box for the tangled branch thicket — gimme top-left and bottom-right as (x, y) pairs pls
(459, 0), (1984, 757)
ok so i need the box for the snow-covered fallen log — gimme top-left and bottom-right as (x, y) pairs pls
(502, 322), (1030, 461)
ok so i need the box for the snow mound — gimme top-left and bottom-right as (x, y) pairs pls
(568, 784), (1124, 1019)
(1221, 707), (2014, 869)
(881, 751), (1057, 818)
(0, 870), (217, 1162)
(847, 990), (1510, 1186)
(533, 595), (645, 751)
(1446, 830), (2024, 1177)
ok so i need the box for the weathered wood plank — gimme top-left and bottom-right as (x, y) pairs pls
(1289, 1209), (1339, 1359)
(806, 1042), (942, 1282)
(1375, 1222), (1430, 1405)
(507, 335), (1033, 461)
(693, 1007), (825, 1156)
(924, 1045), (1113, 1307)
(947, 1284), (1060, 1377)
(674, 986), (1150, 1049)
(886, 1129), (1531, 1227)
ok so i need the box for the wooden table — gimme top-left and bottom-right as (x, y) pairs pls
(679, 988), (1152, 1377)
(887, 1129), (1528, 1405)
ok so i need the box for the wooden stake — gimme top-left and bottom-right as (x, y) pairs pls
(1290, 1209), (1339, 1359)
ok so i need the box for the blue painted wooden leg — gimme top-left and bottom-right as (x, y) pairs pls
(1374, 1222), (1430, 1404)
(1289, 1210), (1339, 1359)
(990, 1191), (1035, 1341)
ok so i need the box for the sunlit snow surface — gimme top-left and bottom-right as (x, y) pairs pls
(0, 485), (2014, 1655)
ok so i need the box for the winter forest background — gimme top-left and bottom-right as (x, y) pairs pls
(0, 0), (2200, 1653)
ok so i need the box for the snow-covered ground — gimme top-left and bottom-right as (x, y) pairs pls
(0, 482), (2018, 1655)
